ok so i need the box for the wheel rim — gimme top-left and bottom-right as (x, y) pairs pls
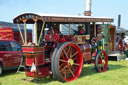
(96, 51), (108, 72)
(58, 43), (83, 81)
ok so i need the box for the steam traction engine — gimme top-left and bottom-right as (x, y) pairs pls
(13, 13), (113, 82)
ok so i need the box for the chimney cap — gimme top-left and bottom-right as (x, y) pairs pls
(84, 11), (91, 16)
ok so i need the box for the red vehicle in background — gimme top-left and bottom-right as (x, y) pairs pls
(0, 39), (23, 75)
(0, 21), (32, 45)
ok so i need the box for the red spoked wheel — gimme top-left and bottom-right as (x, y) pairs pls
(51, 42), (83, 82)
(95, 51), (108, 72)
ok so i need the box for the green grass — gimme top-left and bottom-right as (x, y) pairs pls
(0, 60), (128, 85)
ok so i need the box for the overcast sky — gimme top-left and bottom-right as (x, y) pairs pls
(0, 0), (127, 29)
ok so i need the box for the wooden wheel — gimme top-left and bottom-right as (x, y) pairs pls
(95, 51), (108, 72)
(51, 42), (83, 82)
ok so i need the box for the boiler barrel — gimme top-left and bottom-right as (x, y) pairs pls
(79, 43), (92, 62)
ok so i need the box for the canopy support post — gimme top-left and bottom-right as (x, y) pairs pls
(24, 23), (27, 45)
(87, 23), (90, 35)
(94, 22), (96, 37)
(23, 19), (27, 45)
(38, 21), (45, 45)
(102, 22), (105, 50)
(69, 24), (71, 35)
(17, 24), (25, 44)
(35, 22), (38, 45)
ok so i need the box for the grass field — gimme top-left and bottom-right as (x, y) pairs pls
(0, 60), (128, 85)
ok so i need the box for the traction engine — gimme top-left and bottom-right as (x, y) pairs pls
(13, 13), (112, 82)
(23, 26), (108, 82)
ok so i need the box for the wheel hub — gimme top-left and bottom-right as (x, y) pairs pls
(102, 60), (105, 64)
(68, 59), (74, 66)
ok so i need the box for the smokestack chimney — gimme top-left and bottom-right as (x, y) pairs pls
(117, 14), (121, 29)
(84, 0), (92, 16)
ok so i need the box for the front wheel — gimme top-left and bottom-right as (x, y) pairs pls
(51, 42), (83, 82)
(95, 51), (108, 72)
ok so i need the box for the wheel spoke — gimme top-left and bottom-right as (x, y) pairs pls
(63, 49), (69, 59)
(70, 51), (79, 58)
(70, 48), (72, 57)
(62, 67), (70, 78)
(67, 46), (71, 55)
(60, 66), (67, 73)
(59, 64), (63, 69)
(66, 68), (70, 78)
(60, 59), (67, 63)
(99, 66), (102, 71)
(72, 57), (77, 60)
(99, 64), (104, 71)
(102, 66), (104, 69)
(64, 69), (67, 78)
(71, 65), (75, 72)
(98, 64), (102, 71)
(61, 52), (65, 59)
(99, 53), (103, 59)
(73, 63), (80, 66)
(69, 69), (75, 77)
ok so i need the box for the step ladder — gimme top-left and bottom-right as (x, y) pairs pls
(17, 56), (25, 73)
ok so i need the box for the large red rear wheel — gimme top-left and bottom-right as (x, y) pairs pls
(95, 51), (108, 72)
(51, 42), (83, 82)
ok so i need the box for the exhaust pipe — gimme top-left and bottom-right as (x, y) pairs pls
(117, 15), (121, 29)
(84, 0), (92, 16)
